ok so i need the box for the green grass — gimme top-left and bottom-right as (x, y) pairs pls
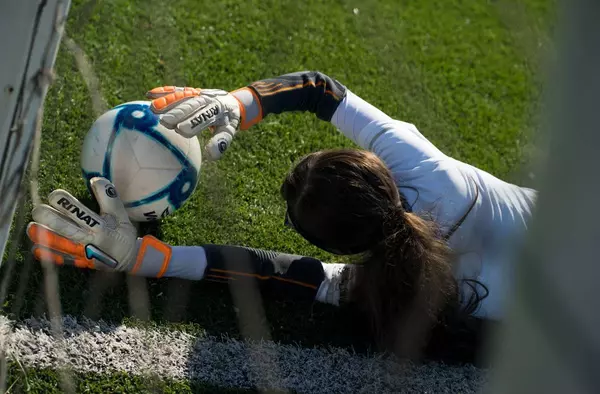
(4, 363), (256, 393)
(1, 0), (554, 390)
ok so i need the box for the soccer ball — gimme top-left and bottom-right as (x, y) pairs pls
(81, 101), (202, 222)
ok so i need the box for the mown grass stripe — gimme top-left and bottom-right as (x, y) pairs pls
(0, 315), (487, 393)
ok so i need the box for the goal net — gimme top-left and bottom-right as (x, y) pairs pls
(0, 0), (598, 393)
(0, 1), (73, 391)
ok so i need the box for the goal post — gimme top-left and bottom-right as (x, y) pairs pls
(0, 0), (71, 264)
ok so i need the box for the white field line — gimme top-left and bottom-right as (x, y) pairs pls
(0, 315), (487, 393)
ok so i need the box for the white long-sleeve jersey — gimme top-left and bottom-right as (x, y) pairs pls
(331, 90), (537, 320)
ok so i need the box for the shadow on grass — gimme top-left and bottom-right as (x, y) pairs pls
(5, 363), (255, 393)
(1, 192), (489, 368)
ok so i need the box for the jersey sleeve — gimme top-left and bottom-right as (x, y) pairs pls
(201, 245), (350, 306)
(330, 90), (447, 175)
(232, 72), (447, 177)
(231, 71), (347, 129)
(134, 241), (350, 306)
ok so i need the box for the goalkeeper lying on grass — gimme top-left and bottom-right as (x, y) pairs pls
(27, 71), (536, 357)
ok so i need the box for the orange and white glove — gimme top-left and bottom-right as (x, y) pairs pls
(146, 86), (244, 160)
(27, 177), (171, 276)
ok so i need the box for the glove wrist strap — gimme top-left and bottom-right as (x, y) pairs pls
(130, 235), (172, 278)
(231, 87), (263, 130)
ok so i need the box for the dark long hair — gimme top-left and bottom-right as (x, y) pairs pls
(281, 149), (478, 360)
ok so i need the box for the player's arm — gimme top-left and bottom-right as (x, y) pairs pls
(26, 178), (351, 306)
(230, 71), (348, 129)
(235, 71), (447, 167)
(144, 243), (352, 306)
(147, 71), (447, 166)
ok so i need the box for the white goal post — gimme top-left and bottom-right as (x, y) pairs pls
(0, 0), (72, 263)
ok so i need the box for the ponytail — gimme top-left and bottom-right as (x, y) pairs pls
(351, 206), (458, 358)
(281, 148), (466, 359)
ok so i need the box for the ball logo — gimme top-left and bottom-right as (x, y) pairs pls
(105, 185), (118, 198)
(218, 140), (228, 153)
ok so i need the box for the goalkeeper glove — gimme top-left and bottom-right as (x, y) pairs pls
(146, 86), (242, 160)
(27, 177), (171, 276)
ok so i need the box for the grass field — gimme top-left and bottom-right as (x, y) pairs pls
(1, 0), (554, 392)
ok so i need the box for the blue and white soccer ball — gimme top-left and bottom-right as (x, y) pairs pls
(81, 101), (202, 222)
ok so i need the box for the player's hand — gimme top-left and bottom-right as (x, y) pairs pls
(26, 177), (139, 272)
(146, 86), (241, 160)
